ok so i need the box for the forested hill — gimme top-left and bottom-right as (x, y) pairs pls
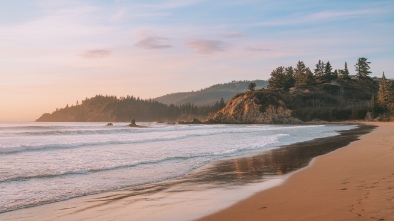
(36, 95), (226, 122)
(208, 58), (394, 123)
(154, 80), (268, 105)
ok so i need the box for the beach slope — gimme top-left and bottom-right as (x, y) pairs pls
(198, 122), (394, 221)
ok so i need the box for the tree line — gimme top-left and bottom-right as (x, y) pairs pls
(263, 57), (394, 120)
(267, 57), (371, 91)
(37, 95), (226, 122)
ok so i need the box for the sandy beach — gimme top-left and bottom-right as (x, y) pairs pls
(198, 122), (394, 221)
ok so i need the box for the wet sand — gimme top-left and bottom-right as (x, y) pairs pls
(198, 122), (394, 221)
(0, 124), (379, 221)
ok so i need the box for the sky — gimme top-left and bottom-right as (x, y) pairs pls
(1, 0), (394, 121)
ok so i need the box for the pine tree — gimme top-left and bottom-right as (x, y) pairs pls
(314, 60), (325, 77)
(325, 61), (332, 73)
(340, 62), (350, 79)
(325, 61), (332, 75)
(305, 68), (316, 86)
(248, 82), (256, 91)
(268, 66), (296, 91)
(295, 61), (307, 86)
(268, 66), (286, 90)
(284, 66), (296, 90)
(377, 72), (393, 105)
(333, 69), (339, 79)
(354, 57), (371, 78)
(320, 61), (334, 82)
(344, 62), (350, 76)
(375, 72), (394, 117)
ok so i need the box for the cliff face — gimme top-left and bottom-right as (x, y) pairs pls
(208, 78), (379, 124)
(209, 90), (301, 124)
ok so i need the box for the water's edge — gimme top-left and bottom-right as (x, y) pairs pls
(191, 123), (377, 221)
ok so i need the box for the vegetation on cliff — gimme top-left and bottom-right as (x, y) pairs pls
(372, 72), (394, 120)
(209, 58), (394, 123)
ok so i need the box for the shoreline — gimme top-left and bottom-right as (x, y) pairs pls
(0, 124), (376, 220)
(198, 122), (394, 221)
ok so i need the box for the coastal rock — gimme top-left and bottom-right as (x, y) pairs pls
(209, 90), (302, 124)
(129, 119), (137, 127)
(178, 118), (202, 124)
(128, 119), (148, 128)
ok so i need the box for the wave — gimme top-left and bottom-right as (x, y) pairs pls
(0, 126), (295, 154)
(15, 124), (215, 136)
(19, 128), (145, 136)
(0, 124), (211, 137)
(0, 126), (62, 130)
(0, 134), (287, 184)
(0, 155), (203, 184)
(0, 158), (169, 184)
(0, 124), (325, 136)
(0, 159), (208, 215)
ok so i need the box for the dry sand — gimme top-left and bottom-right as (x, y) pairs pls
(198, 122), (394, 221)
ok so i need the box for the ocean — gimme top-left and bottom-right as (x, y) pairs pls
(0, 122), (356, 214)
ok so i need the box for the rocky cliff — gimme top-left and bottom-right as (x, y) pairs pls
(208, 90), (302, 124)
(207, 78), (379, 124)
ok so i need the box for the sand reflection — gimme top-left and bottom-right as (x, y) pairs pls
(185, 124), (375, 186)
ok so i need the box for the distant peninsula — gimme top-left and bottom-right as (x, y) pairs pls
(36, 80), (264, 122)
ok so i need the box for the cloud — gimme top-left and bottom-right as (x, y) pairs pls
(187, 40), (228, 54)
(223, 32), (245, 38)
(135, 36), (172, 49)
(80, 50), (111, 59)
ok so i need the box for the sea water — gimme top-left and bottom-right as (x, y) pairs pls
(0, 122), (356, 214)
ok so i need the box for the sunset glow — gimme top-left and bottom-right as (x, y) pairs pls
(1, 0), (393, 121)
